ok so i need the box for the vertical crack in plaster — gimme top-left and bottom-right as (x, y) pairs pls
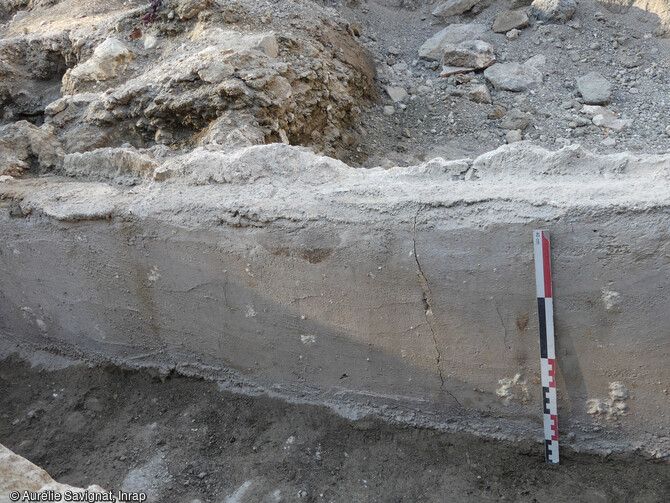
(412, 207), (462, 407)
(494, 300), (509, 350)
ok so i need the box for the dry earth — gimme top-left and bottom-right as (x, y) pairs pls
(1, 356), (669, 503)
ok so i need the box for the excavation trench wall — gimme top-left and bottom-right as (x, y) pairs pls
(1, 143), (669, 457)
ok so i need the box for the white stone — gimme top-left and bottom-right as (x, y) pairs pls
(0, 443), (107, 500)
(177, 0), (211, 20)
(468, 84), (492, 104)
(576, 72), (612, 104)
(484, 62), (543, 92)
(493, 10), (530, 34)
(580, 105), (608, 117)
(440, 65), (475, 77)
(609, 382), (629, 401)
(418, 24), (488, 61)
(592, 113), (630, 132)
(193, 29), (279, 58)
(525, 54), (546, 68)
(12, 10), (29, 23)
(531, 0), (576, 22)
(441, 40), (495, 70)
(256, 34), (279, 58)
(506, 129), (523, 143)
(385, 86), (408, 103)
(63, 38), (133, 90)
(143, 34), (159, 50)
(198, 62), (235, 83)
(602, 290), (622, 311)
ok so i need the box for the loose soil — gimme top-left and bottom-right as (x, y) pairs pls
(1, 356), (668, 503)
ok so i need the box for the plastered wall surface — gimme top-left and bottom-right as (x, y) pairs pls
(1, 143), (669, 457)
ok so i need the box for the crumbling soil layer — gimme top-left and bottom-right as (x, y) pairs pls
(1, 356), (668, 503)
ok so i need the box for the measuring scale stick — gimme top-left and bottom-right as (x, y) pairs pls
(534, 230), (559, 465)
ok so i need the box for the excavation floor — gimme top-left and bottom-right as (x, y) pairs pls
(0, 356), (668, 503)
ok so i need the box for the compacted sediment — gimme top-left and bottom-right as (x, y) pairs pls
(1, 0), (670, 501)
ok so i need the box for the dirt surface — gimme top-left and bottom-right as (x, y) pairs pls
(330, 0), (670, 166)
(1, 356), (668, 503)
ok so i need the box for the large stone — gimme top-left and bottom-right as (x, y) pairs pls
(576, 72), (612, 104)
(432, 0), (483, 17)
(499, 108), (531, 130)
(197, 61), (235, 83)
(0, 121), (64, 177)
(492, 10), (530, 33)
(1, 443), (106, 501)
(441, 40), (495, 70)
(62, 38), (133, 93)
(177, 0), (212, 20)
(531, 0), (577, 22)
(385, 86), (408, 103)
(467, 84), (492, 104)
(418, 24), (488, 61)
(484, 62), (543, 91)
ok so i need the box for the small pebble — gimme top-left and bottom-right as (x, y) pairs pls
(506, 29), (521, 40)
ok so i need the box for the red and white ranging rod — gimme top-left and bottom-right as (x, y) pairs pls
(533, 230), (559, 465)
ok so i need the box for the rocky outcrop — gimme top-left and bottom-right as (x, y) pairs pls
(61, 38), (133, 93)
(0, 33), (74, 124)
(0, 121), (64, 177)
(1, 0), (375, 161)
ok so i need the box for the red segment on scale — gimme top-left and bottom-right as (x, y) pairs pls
(542, 233), (552, 298)
(548, 358), (556, 388)
(550, 414), (558, 441)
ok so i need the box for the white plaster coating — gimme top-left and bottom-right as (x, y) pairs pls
(1, 142), (669, 458)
